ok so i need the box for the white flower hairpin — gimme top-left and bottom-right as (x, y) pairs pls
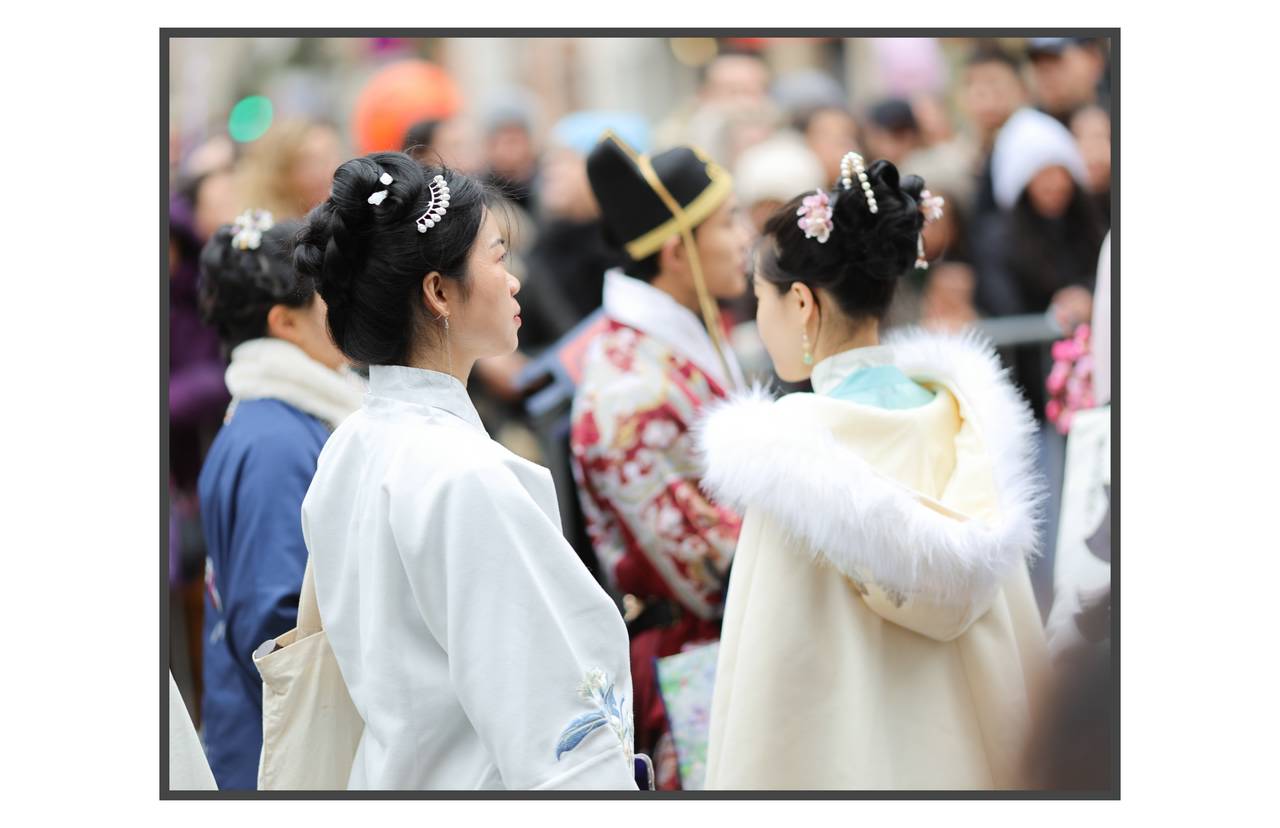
(416, 174), (451, 233)
(367, 171), (394, 206)
(839, 152), (877, 214)
(231, 208), (274, 251)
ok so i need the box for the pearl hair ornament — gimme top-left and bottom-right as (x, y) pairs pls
(416, 174), (451, 233)
(839, 152), (877, 214)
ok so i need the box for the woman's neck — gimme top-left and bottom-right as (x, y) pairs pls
(406, 345), (473, 387)
(813, 320), (880, 365)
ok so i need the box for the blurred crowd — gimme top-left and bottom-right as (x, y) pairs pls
(168, 35), (1112, 791)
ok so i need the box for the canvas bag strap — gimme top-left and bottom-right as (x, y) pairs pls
(296, 557), (324, 638)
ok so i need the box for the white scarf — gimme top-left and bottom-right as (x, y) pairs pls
(224, 338), (366, 430)
(601, 269), (746, 392)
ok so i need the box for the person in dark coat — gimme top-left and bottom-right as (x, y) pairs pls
(195, 209), (363, 790)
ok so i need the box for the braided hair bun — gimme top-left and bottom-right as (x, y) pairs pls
(293, 151), (492, 366)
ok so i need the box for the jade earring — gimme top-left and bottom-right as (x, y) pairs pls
(801, 329), (814, 366)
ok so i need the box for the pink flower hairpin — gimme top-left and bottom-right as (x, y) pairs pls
(920, 190), (946, 225)
(796, 189), (834, 244)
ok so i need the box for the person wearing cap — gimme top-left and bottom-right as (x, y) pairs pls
(1026, 37), (1109, 126)
(570, 132), (751, 789)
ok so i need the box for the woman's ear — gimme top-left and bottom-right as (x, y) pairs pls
(265, 303), (298, 341)
(421, 271), (450, 319)
(790, 282), (817, 327)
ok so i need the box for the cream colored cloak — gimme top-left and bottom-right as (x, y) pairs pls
(697, 329), (1049, 790)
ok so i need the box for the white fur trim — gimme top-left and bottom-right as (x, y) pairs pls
(695, 328), (1045, 606)
(224, 338), (366, 429)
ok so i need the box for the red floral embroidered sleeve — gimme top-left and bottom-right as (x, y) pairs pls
(573, 392), (741, 620)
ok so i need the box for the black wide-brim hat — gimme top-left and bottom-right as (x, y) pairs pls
(586, 131), (733, 262)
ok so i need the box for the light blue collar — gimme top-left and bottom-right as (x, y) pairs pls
(812, 345), (934, 410)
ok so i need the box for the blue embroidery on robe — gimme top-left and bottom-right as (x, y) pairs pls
(556, 669), (635, 766)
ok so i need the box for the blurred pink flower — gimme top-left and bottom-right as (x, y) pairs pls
(1045, 323), (1096, 435)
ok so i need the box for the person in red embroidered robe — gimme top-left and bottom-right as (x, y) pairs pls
(569, 132), (751, 788)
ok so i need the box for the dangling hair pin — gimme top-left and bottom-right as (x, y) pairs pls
(839, 152), (877, 214)
(920, 190), (945, 226)
(915, 189), (946, 270)
(416, 174), (451, 233)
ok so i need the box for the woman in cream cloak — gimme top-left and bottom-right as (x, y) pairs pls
(698, 329), (1048, 790)
(697, 155), (1049, 790)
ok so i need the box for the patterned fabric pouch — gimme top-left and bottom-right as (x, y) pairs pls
(654, 641), (719, 790)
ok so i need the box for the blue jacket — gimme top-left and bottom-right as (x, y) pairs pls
(197, 398), (330, 791)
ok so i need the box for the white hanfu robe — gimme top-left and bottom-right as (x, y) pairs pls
(301, 365), (637, 790)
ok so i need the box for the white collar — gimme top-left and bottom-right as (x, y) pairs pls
(601, 268), (745, 391)
(809, 344), (897, 396)
(367, 364), (485, 432)
(224, 338), (366, 429)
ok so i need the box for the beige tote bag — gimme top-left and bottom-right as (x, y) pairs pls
(253, 559), (363, 790)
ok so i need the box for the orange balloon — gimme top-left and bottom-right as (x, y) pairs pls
(352, 60), (463, 155)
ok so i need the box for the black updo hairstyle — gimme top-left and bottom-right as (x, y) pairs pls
(293, 151), (495, 366)
(757, 158), (926, 326)
(198, 217), (310, 355)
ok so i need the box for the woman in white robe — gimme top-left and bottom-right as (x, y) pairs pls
(698, 156), (1049, 790)
(293, 152), (637, 790)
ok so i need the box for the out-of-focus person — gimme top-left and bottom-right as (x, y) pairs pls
(169, 143), (242, 720)
(1026, 37), (1109, 127)
(733, 132), (826, 236)
(973, 106), (1106, 438)
(482, 89), (541, 213)
(195, 210), (362, 791)
(516, 112), (648, 353)
(860, 98), (923, 168)
(402, 114), (485, 175)
(795, 105), (860, 187)
(960, 44), (1032, 230)
(656, 49), (771, 151)
(1071, 104), (1112, 224)
(903, 94), (978, 209)
(711, 99), (782, 170)
(1021, 633), (1110, 791)
(978, 108), (1106, 331)
(236, 118), (344, 220)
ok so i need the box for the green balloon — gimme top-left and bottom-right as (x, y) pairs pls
(228, 96), (274, 143)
